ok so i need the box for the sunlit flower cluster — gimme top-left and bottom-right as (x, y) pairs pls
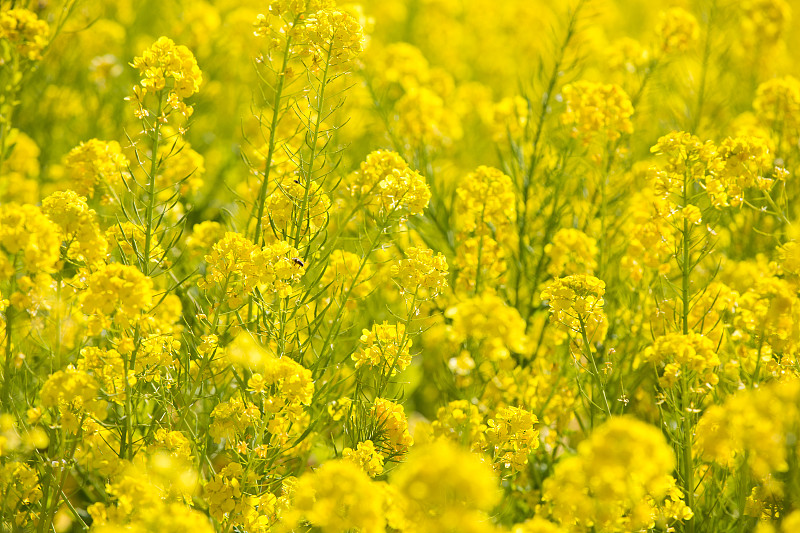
(5, 1), (800, 532)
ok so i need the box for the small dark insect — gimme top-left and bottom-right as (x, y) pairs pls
(294, 179), (301, 184)
(292, 257), (305, 267)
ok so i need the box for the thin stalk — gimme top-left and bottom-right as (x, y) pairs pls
(252, 19), (298, 245)
(142, 90), (165, 276)
(514, 0), (586, 310)
(294, 41), (335, 250)
(578, 317), (612, 419)
(680, 167), (696, 533)
(1, 260), (17, 407)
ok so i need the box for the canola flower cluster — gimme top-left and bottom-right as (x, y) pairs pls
(3, 1), (800, 533)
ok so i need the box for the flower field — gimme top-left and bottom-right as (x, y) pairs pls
(2, 0), (800, 532)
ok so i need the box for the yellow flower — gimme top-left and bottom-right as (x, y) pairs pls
(42, 190), (108, 265)
(302, 9), (364, 68)
(40, 367), (107, 432)
(754, 76), (800, 144)
(656, 8), (699, 54)
(561, 81), (633, 144)
(695, 379), (800, 479)
(210, 397), (262, 443)
(64, 139), (129, 198)
(645, 332), (720, 389)
(390, 246), (449, 298)
(541, 275), (606, 336)
(542, 417), (686, 532)
(130, 36), (202, 118)
(200, 232), (305, 304)
(390, 439), (500, 532)
(290, 460), (384, 533)
(0, 9), (49, 61)
(544, 228), (598, 277)
(81, 263), (154, 333)
(485, 406), (539, 472)
(342, 440), (385, 477)
(0, 203), (60, 277)
(350, 150), (432, 215)
(395, 87), (463, 148)
(373, 398), (413, 455)
(355, 322), (412, 374)
(455, 165), (516, 237)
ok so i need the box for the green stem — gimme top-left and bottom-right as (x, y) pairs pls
(578, 317), (611, 419)
(252, 18), (298, 245)
(2, 260), (17, 407)
(294, 41), (334, 250)
(680, 167), (696, 533)
(142, 90), (165, 276)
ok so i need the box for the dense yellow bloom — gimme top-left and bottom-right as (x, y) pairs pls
(484, 95), (528, 142)
(542, 417), (689, 532)
(655, 8), (699, 54)
(210, 397), (262, 443)
(754, 76), (800, 144)
(81, 263), (154, 333)
(42, 190), (108, 265)
(105, 221), (168, 269)
(263, 174), (331, 238)
(431, 400), (487, 452)
(204, 462), (274, 531)
(77, 346), (126, 403)
(156, 140), (205, 195)
(740, 0), (791, 45)
(370, 42), (431, 92)
(620, 191), (677, 281)
(200, 232), (305, 305)
(391, 439), (500, 532)
(485, 406), (539, 472)
(0, 461), (41, 519)
(696, 378), (800, 479)
(302, 9), (364, 67)
(645, 332), (720, 389)
(259, 351), (315, 406)
(446, 293), (529, 360)
(90, 459), (212, 533)
(184, 221), (225, 259)
(130, 36), (203, 118)
(453, 236), (507, 293)
(545, 228), (598, 277)
(395, 87), (463, 148)
(342, 440), (385, 477)
(151, 429), (193, 459)
(6, 2), (800, 532)
(40, 367), (107, 432)
(290, 459), (384, 533)
(733, 276), (800, 368)
(64, 139), (129, 198)
(349, 150), (432, 215)
(390, 246), (449, 298)
(0, 9), (48, 61)
(649, 131), (721, 198)
(267, 0), (336, 18)
(561, 81), (633, 144)
(0, 203), (60, 277)
(355, 321), (412, 374)
(320, 249), (374, 300)
(373, 398), (413, 455)
(708, 136), (774, 208)
(541, 275), (606, 337)
(455, 165), (516, 237)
